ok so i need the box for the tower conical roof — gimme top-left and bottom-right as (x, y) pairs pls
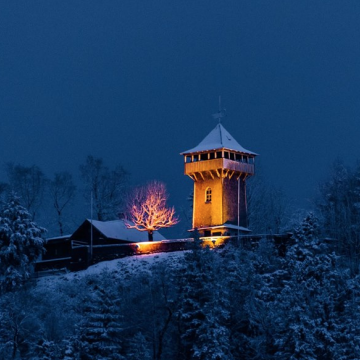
(181, 123), (257, 155)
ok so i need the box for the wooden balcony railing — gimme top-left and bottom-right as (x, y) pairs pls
(184, 158), (254, 175)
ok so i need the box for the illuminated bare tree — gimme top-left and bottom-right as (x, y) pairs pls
(126, 181), (179, 241)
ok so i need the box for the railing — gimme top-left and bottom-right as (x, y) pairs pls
(35, 234), (293, 274)
(184, 158), (254, 175)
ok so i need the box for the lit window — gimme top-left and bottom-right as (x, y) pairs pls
(205, 188), (212, 203)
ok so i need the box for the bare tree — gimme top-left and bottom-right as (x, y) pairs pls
(6, 163), (47, 220)
(0, 289), (42, 359)
(49, 172), (76, 236)
(247, 175), (290, 234)
(316, 160), (360, 274)
(79, 155), (128, 221)
(0, 182), (8, 204)
(125, 181), (179, 241)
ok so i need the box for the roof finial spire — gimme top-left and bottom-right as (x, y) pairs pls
(212, 95), (226, 124)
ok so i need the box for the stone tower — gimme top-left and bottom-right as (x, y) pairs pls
(181, 123), (257, 237)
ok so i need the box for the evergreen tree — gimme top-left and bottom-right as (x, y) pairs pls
(74, 274), (124, 360)
(177, 230), (233, 360)
(192, 277), (233, 360)
(0, 192), (46, 292)
(273, 213), (352, 359)
(221, 245), (254, 358)
(126, 332), (152, 360)
(334, 273), (360, 360)
(32, 284), (81, 359)
(233, 239), (283, 359)
(33, 340), (63, 360)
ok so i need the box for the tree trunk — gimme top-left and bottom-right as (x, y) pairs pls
(156, 306), (172, 360)
(57, 210), (64, 236)
(148, 230), (153, 241)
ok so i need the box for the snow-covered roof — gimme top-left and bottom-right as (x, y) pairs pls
(86, 219), (166, 243)
(46, 235), (72, 242)
(181, 123), (257, 155)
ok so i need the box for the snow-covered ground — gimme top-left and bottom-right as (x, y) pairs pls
(37, 250), (186, 289)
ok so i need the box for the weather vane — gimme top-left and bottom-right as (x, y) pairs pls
(212, 95), (226, 124)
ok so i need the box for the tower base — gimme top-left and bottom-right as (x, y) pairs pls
(190, 223), (251, 238)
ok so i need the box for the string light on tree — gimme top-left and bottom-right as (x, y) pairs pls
(125, 181), (179, 241)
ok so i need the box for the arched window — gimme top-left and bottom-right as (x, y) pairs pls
(205, 188), (212, 203)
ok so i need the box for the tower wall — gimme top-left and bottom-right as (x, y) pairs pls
(193, 176), (223, 228)
(222, 177), (247, 227)
(192, 175), (248, 229)
(222, 177), (238, 225)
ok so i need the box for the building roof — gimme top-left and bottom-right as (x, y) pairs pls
(46, 235), (72, 243)
(181, 123), (257, 155)
(86, 219), (166, 243)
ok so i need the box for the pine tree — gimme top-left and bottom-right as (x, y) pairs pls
(273, 213), (352, 359)
(177, 230), (233, 360)
(33, 340), (63, 360)
(221, 245), (254, 359)
(126, 332), (152, 360)
(0, 192), (46, 292)
(74, 274), (124, 360)
(334, 273), (360, 360)
(192, 276), (233, 360)
(234, 239), (284, 359)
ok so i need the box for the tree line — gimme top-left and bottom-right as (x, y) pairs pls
(248, 160), (360, 275)
(0, 155), (129, 237)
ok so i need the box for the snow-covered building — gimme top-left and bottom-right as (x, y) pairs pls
(70, 219), (166, 245)
(36, 219), (165, 270)
(43, 235), (72, 260)
(181, 122), (257, 237)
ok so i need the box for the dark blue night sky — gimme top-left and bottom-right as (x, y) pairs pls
(1, 1), (360, 233)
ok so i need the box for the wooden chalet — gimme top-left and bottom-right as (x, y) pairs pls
(70, 219), (166, 246)
(36, 219), (166, 271)
(43, 235), (72, 260)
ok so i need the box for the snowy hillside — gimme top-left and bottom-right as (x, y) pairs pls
(37, 251), (186, 289)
